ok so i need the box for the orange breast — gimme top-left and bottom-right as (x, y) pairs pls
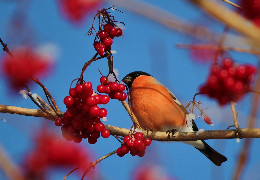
(130, 76), (186, 131)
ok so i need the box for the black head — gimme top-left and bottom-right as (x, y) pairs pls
(122, 71), (151, 88)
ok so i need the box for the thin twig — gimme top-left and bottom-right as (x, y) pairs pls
(63, 167), (80, 180)
(81, 150), (117, 180)
(230, 102), (239, 129)
(31, 78), (61, 113)
(221, 0), (241, 9)
(79, 53), (102, 82)
(177, 44), (260, 55)
(0, 38), (14, 57)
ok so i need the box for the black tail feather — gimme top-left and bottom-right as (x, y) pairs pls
(196, 140), (227, 166)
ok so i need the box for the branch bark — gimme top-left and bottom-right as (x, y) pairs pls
(1, 104), (260, 141)
(190, 0), (260, 48)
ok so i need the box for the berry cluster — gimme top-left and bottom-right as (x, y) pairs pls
(117, 132), (152, 157)
(1, 47), (51, 90)
(200, 58), (257, 105)
(97, 76), (127, 101)
(55, 82), (111, 143)
(24, 129), (95, 179)
(94, 23), (123, 56)
(239, 0), (260, 27)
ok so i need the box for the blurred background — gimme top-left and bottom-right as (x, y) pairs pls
(0, 0), (259, 179)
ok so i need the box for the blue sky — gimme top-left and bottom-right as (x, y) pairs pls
(0, 0), (260, 180)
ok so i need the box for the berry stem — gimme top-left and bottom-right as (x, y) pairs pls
(31, 78), (61, 114)
(81, 150), (117, 180)
(230, 102), (240, 130)
(0, 37), (14, 57)
(79, 53), (103, 82)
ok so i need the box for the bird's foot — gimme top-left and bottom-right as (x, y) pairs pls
(227, 125), (242, 139)
(166, 129), (178, 139)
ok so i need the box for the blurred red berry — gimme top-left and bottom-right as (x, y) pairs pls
(59, 0), (102, 23)
(1, 47), (51, 90)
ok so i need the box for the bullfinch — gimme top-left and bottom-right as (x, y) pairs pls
(122, 71), (227, 166)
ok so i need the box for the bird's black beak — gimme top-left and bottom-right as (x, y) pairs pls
(122, 75), (132, 88)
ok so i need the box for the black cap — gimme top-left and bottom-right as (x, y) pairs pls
(122, 71), (151, 88)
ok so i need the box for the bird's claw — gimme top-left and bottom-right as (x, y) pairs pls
(166, 129), (178, 139)
(227, 125), (241, 139)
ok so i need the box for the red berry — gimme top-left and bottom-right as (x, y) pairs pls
(102, 37), (113, 46)
(123, 136), (131, 143)
(222, 58), (233, 69)
(94, 42), (105, 51)
(104, 24), (114, 33)
(120, 92), (127, 101)
(97, 85), (105, 93)
(117, 147), (125, 157)
(88, 137), (97, 144)
(69, 88), (77, 98)
(204, 116), (213, 125)
(89, 105), (100, 116)
(134, 139), (143, 149)
(126, 139), (134, 148)
(234, 81), (244, 93)
(118, 84), (126, 91)
(100, 76), (108, 85)
(109, 82), (119, 92)
(121, 144), (130, 154)
(83, 82), (93, 92)
(98, 30), (108, 39)
(143, 138), (152, 146)
(104, 85), (111, 93)
(75, 84), (83, 94)
(91, 131), (100, 139)
(95, 122), (105, 132)
(86, 96), (97, 106)
(101, 129), (110, 138)
(236, 65), (247, 78)
(93, 94), (101, 104)
(224, 77), (235, 89)
(115, 28), (123, 37)
(73, 137), (82, 143)
(245, 65), (257, 75)
(134, 132), (144, 140)
(113, 92), (121, 99)
(88, 124), (95, 132)
(55, 117), (63, 126)
(218, 69), (228, 80)
(64, 96), (74, 106)
(100, 95), (110, 104)
(109, 27), (117, 36)
(137, 150), (145, 157)
(99, 108), (107, 118)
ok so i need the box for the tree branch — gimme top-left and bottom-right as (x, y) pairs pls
(0, 144), (24, 180)
(190, 0), (260, 48)
(0, 105), (56, 120)
(1, 104), (259, 141)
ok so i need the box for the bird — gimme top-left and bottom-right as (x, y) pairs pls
(122, 71), (227, 166)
